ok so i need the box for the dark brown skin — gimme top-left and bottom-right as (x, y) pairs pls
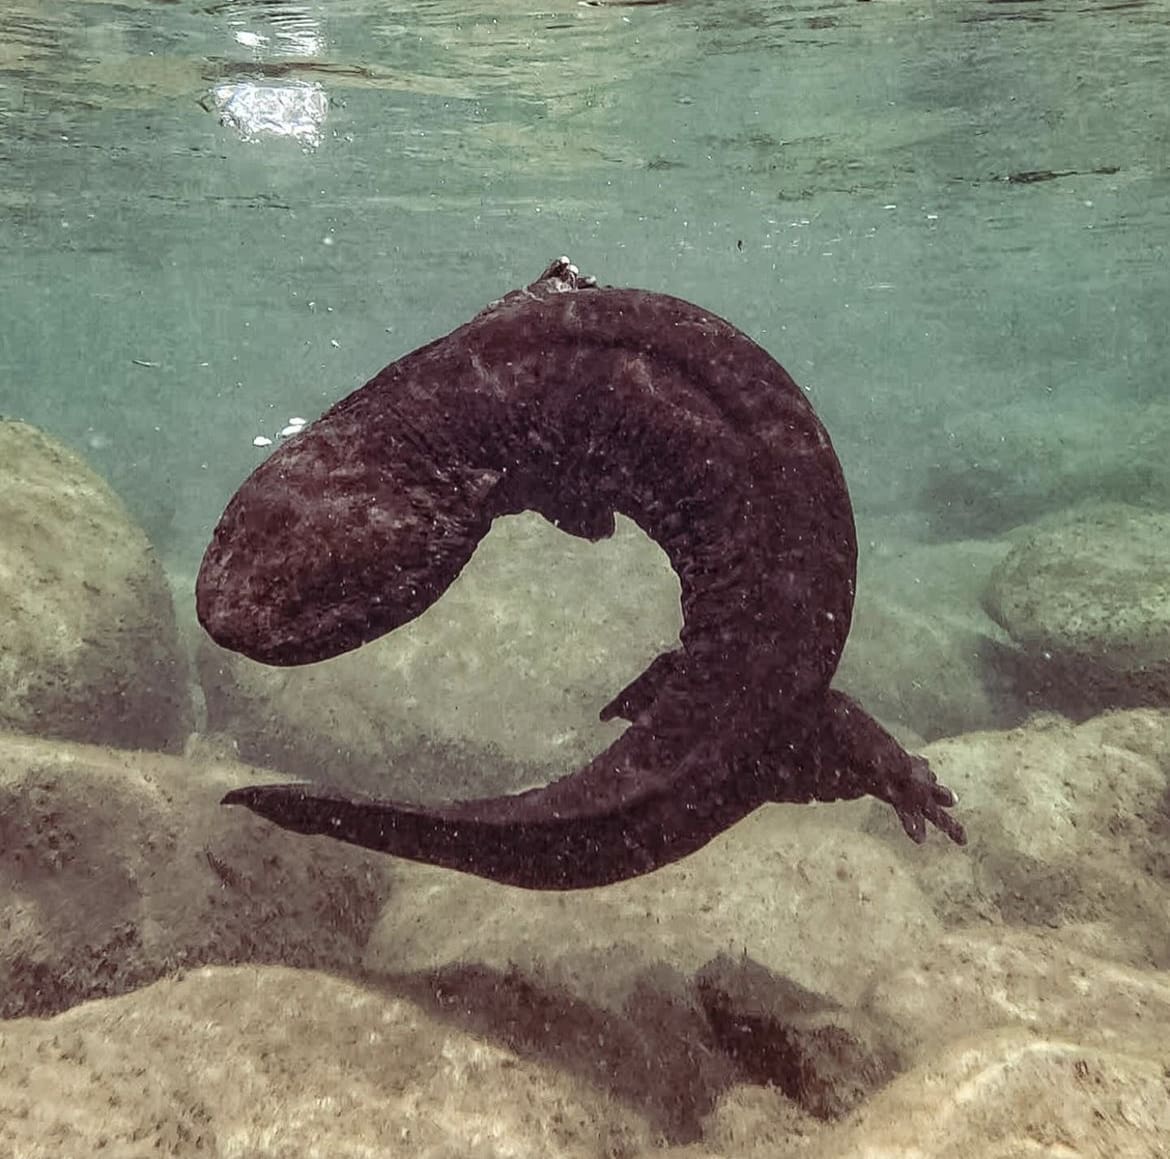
(197, 258), (964, 889)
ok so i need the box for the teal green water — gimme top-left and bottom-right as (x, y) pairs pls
(1, 0), (1167, 561)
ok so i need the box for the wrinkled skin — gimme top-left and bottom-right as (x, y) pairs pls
(197, 258), (964, 890)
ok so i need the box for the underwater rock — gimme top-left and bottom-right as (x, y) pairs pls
(695, 954), (899, 1121)
(362, 809), (938, 1139)
(0, 420), (191, 751)
(4, 961), (1165, 1157)
(364, 806), (941, 1011)
(199, 523), (1021, 795)
(866, 925), (1170, 1066)
(835, 536), (1023, 740)
(0, 964), (653, 1159)
(982, 503), (1170, 717)
(392, 957), (736, 1143)
(3, 723), (1167, 1154)
(697, 1084), (825, 1157)
(921, 406), (1104, 538)
(0, 732), (391, 1018)
(919, 402), (1170, 540)
(807, 1029), (1170, 1158)
(195, 511), (680, 803)
(864, 709), (1170, 958)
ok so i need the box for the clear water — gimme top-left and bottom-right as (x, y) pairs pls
(2, 0), (1170, 1150)
(4, 0), (1166, 561)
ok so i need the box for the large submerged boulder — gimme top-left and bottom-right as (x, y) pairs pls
(982, 503), (1170, 717)
(0, 732), (391, 1019)
(0, 420), (191, 751)
(1, 708), (1169, 1155)
(196, 512), (1029, 804)
(920, 401), (1170, 539)
(865, 708), (1170, 960)
(362, 805), (943, 1139)
(836, 536), (1022, 741)
(196, 511), (681, 801)
(0, 964), (655, 1159)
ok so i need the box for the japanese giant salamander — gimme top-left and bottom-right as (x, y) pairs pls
(197, 258), (964, 890)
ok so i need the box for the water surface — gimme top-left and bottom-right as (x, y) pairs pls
(3, 0), (1165, 558)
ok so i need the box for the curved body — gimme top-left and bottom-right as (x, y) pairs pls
(197, 259), (963, 889)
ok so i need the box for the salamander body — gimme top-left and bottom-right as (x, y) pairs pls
(197, 258), (964, 889)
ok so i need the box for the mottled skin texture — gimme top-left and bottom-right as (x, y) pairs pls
(197, 259), (964, 889)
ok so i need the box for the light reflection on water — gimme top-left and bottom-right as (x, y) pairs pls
(212, 80), (329, 147)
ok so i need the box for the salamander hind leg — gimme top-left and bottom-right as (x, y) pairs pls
(774, 690), (966, 846)
(837, 697), (966, 845)
(896, 754), (966, 845)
